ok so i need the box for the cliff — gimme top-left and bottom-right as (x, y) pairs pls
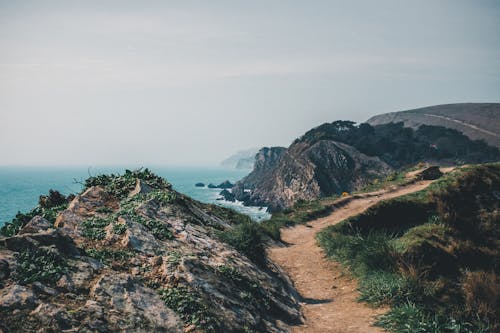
(234, 119), (500, 211)
(367, 103), (500, 148)
(0, 170), (301, 332)
(221, 148), (260, 170)
(233, 142), (391, 211)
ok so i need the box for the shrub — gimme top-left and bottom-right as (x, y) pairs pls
(461, 270), (499, 323)
(84, 168), (172, 199)
(82, 216), (112, 240)
(218, 221), (265, 265)
(159, 287), (218, 331)
(14, 246), (66, 285)
(84, 248), (133, 264)
(0, 202), (68, 237)
(38, 190), (67, 208)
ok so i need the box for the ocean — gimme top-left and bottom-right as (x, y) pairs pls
(0, 166), (271, 227)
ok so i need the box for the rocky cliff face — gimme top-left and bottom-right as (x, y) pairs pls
(0, 170), (301, 332)
(233, 141), (391, 211)
(366, 103), (500, 148)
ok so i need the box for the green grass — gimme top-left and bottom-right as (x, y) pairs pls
(218, 220), (265, 265)
(260, 198), (335, 241)
(316, 164), (499, 332)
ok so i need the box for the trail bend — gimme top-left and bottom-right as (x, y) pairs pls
(268, 178), (443, 333)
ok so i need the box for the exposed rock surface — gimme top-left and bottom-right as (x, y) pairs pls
(219, 189), (236, 202)
(0, 172), (302, 332)
(416, 166), (443, 180)
(233, 142), (391, 211)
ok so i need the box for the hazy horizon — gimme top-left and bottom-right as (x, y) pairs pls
(1, 0), (500, 166)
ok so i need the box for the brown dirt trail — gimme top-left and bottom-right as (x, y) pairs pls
(268, 179), (441, 333)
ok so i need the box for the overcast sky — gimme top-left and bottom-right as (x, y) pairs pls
(1, 0), (499, 166)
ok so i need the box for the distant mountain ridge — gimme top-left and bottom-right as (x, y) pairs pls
(221, 148), (259, 169)
(367, 103), (500, 148)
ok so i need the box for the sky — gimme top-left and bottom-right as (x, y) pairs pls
(1, 0), (499, 166)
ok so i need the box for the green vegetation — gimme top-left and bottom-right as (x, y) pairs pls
(1, 189), (70, 237)
(356, 163), (423, 193)
(300, 121), (500, 167)
(260, 198), (336, 241)
(218, 220), (266, 265)
(83, 168), (172, 199)
(159, 286), (218, 331)
(14, 246), (66, 285)
(82, 216), (113, 240)
(112, 222), (127, 235)
(317, 164), (500, 332)
(84, 248), (134, 264)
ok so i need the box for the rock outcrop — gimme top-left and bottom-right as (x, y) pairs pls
(233, 142), (391, 211)
(0, 170), (302, 332)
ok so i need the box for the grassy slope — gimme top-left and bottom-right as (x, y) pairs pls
(316, 164), (500, 333)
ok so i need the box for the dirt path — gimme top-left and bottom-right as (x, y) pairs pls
(268, 180), (438, 333)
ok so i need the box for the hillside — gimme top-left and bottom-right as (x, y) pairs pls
(0, 170), (301, 332)
(234, 120), (500, 211)
(221, 148), (259, 170)
(317, 163), (500, 332)
(367, 103), (500, 148)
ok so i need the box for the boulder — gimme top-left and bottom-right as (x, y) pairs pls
(0, 284), (36, 309)
(2, 229), (79, 256)
(195, 182), (205, 187)
(19, 216), (51, 234)
(67, 186), (119, 216)
(118, 217), (161, 254)
(219, 189), (236, 202)
(417, 166), (443, 180)
(217, 180), (234, 189)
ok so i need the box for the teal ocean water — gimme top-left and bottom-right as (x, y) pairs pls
(0, 166), (271, 227)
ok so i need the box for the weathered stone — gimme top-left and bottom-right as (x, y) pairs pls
(119, 217), (161, 254)
(417, 166), (443, 180)
(30, 303), (75, 330)
(32, 282), (58, 296)
(233, 142), (392, 211)
(67, 186), (119, 216)
(54, 210), (84, 240)
(2, 229), (79, 256)
(90, 273), (182, 332)
(0, 250), (15, 281)
(19, 216), (51, 234)
(0, 284), (36, 309)
(129, 179), (153, 196)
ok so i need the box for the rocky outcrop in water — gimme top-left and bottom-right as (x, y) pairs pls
(0, 170), (302, 332)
